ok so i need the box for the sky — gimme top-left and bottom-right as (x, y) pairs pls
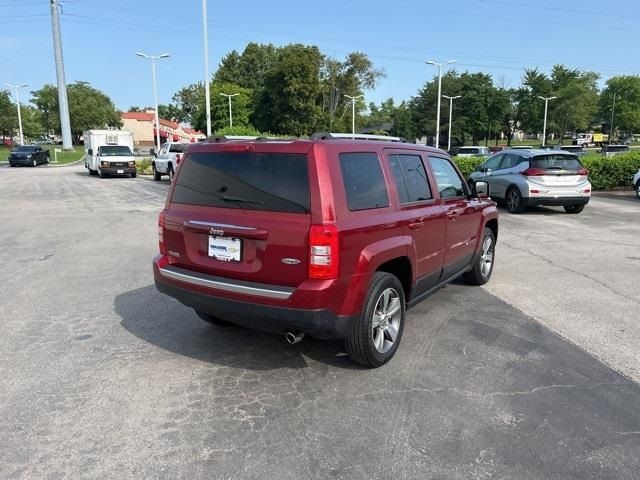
(2, 0), (639, 113)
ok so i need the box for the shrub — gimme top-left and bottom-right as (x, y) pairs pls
(135, 157), (153, 175)
(581, 152), (640, 190)
(452, 156), (485, 178)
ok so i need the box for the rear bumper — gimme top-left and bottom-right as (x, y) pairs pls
(524, 196), (590, 207)
(153, 259), (357, 339)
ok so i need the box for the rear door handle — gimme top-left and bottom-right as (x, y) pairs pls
(408, 222), (424, 230)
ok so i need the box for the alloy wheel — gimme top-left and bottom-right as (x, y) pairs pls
(507, 190), (520, 212)
(480, 236), (494, 277)
(371, 288), (402, 354)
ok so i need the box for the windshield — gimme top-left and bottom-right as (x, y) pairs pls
(531, 155), (582, 171)
(172, 152), (310, 213)
(169, 144), (186, 153)
(15, 146), (37, 152)
(98, 146), (132, 156)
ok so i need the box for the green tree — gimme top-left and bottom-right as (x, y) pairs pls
(31, 81), (121, 143)
(21, 105), (44, 140)
(253, 45), (323, 135)
(157, 103), (185, 122)
(599, 76), (640, 136)
(0, 89), (17, 141)
(199, 82), (253, 133)
(214, 43), (279, 91)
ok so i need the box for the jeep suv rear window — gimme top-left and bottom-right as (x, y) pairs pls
(339, 153), (390, 211)
(171, 152), (310, 213)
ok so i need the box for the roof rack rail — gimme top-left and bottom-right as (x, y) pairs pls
(311, 132), (407, 143)
(204, 135), (278, 143)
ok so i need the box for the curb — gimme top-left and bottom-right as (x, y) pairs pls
(48, 157), (86, 168)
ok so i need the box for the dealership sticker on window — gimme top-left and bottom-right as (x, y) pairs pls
(208, 236), (241, 262)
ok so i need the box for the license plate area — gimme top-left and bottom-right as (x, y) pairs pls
(117, 169), (124, 174)
(208, 236), (242, 262)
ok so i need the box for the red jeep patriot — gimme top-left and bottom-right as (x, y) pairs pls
(153, 134), (498, 367)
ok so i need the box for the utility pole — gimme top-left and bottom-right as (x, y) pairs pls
(538, 96), (557, 146)
(201, 0), (212, 137)
(610, 92), (617, 144)
(136, 52), (170, 152)
(5, 83), (28, 145)
(344, 94), (363, 139)
(426, 60), (455, 148)
(442, 94), (461, 152)
(50, 0), (72, 150)
(219, 93), (239, 128)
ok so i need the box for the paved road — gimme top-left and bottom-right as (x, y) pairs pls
(1, 164), (639, 479)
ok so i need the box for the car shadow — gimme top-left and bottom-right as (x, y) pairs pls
(115, 285), (365, 371)
(497, 205), (568, 216)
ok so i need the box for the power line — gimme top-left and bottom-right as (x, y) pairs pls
(477, 0), (640, 21)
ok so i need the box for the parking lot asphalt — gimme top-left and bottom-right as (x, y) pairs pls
(1, 164), (639, 479)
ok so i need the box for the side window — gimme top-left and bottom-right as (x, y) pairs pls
(484, 154), (502, 170)
(428, 157), (465, 199)
(389, 154), (432, 204)
(339, 152), (390, 211)
(501, 153), (523, 169)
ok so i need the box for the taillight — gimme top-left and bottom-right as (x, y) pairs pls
(522, 168), (546, 176)
(175, 153), (182, 165)
(308, 225), (339, 279)
(577, 167), (589, 176)
(158, 210), (166, 255)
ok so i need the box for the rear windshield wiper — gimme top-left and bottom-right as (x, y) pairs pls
(219, 194), (264, 206)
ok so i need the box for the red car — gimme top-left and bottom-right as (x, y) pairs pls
(153, 134), (498, 367)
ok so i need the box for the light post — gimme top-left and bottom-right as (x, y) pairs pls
(442, 94), (461, 152)
(4, 83), (28, 145)
(610, 92), (617, 144)
(344, 94), (363, 139)
(426, 60), (455, 148)
(538, 95), (557, 146)
(201, 0), (212, 137)
(219, 93), (239, 128)
(136, 51), (170, 152)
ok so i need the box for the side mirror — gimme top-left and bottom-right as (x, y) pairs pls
(475, 181), (489, 199)
(88, 148), (93, 156)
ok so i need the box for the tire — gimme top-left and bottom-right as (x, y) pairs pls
(506, 187), (525, 213)
(32, 159), (37, 167)
(635, 181), (640, 200)
(89, 169), (97, 176)
(564, 204), (585, 214)
(464, 227), (496, 286)
(45, 155), (50, 164)
(98, 168), (105, 178)
(195, 310), (233, 327)
(153, 165), (161, 181)
(345, 272), (406, 368)
(131, 171), (137, 178)
(168, 165), (175, 183)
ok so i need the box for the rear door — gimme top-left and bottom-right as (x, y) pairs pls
(385, 150), (446, 292)
(164, 145), (312, 287)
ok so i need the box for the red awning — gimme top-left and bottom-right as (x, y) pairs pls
(153, 128), (169, 138)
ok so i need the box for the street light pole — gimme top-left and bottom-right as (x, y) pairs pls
(442, 94), (461, 152)
(427, 60), (455, 148)
(136, 52), (170, 152)
(219, 93), (239, 128)
(344, 94), (363, 139)
(538, 96), (557, 146)
(610, 92), (617, 144)
(5, 83), (28, 145)
(201, 0), (212, 137)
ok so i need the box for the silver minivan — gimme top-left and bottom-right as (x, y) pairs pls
(468, 149), (591, 214)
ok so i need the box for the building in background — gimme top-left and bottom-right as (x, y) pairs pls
(121, 111), (205, 147)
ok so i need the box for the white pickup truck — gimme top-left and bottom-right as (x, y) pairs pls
(152, 142), (188, 181)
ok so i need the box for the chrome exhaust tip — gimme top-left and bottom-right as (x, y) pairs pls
(285, 331), (305, 345)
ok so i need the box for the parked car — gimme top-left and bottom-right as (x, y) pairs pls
(600, 145), (631, 157)
(633, 169), (640, 200)
(8, 145), (50, 167)
(457, 146), (491, 158)
(510, 145), (534, 150)
(489, 146), (504, 153)
(468, 149), (591, 214)
(153, 142), (188, 181)
(558, 145), (586, 158)
(153, 134), (498, 367)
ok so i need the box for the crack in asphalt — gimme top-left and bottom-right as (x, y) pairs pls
(501, 240), (640, 306)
